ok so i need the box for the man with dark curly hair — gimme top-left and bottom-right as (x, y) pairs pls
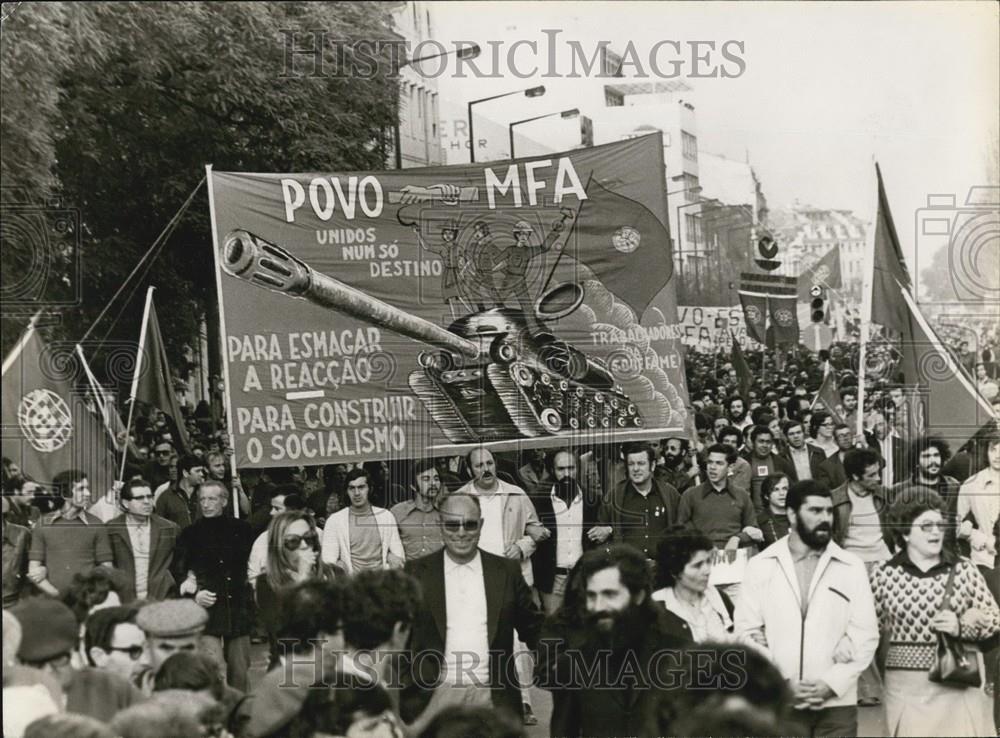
(892, 435), (962, 555)
(341, 568), (422, 688)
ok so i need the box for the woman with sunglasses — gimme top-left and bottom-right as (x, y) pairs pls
(255, 511), (340, 667)
(869, 489), (999, 736)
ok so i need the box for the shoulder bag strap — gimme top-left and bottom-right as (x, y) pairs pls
(941, 562), (959, 619)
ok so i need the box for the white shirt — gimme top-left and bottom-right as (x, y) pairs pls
(442, 551), (490, 686)
(476, 492), (506, 557)
(248, 530), (268, 584)
(788, 445), (813, 481)
(877, 434), (897, 487)
(958, 468), (1000, 568)
(652, 586), (732, 643)
(125, 517), (151, 599)
(551, 488), (584, 569)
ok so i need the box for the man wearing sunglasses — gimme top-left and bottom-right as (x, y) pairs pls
(107, 478), (181, 602)
(403, 492), (543, 727)
(10, 597), (144, 722)
(144, 441), (176, 492)
(84, 605), (149, 684)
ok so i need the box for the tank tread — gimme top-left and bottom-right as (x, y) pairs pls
(408, 370), (479, 443)
(486, 365), (546, 437)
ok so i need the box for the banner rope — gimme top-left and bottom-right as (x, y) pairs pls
(79, 176), (206, 349)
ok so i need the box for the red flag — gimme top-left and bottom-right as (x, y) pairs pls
(870, 165), (913, 334)
(1, 323), (117, 493)
(738, 291), (768, 344)
(810, 369), (844, 424)
(569, 178), (673, 317)
(132, 290), (191, 454)
(768, 294), (800, 345)
(730, 330), (753, 399)
(867, 166), (995, 447)
(798, 247), (843, 300)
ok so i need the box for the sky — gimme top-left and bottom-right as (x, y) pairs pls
(431, 1), (999, 280)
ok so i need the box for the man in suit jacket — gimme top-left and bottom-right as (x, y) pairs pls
(779, 419), (826, 482)
(107, 478), (180, 602)
(591, 442), (681, 561)
(739, 425), (796, 511)
(402, 492), (543, 726)
(530, 450), (602, 615)
(816, 424), (854, 490)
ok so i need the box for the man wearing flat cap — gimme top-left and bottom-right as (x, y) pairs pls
(10, 597), (143, 722)
(134, 597), (209, 693)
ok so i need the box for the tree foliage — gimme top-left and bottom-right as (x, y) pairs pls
(2, 2), (400, 378)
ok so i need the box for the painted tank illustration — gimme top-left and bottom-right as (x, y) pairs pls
(220, 229), (643, 443)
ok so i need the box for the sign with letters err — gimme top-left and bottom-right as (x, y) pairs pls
(208, 135), (690, 467)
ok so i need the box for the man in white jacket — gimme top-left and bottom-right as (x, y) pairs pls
(321, 468), (404, 575)
(735, 480), (878, 738)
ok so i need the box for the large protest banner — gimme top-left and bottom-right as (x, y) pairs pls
(208, 135), (690, 468)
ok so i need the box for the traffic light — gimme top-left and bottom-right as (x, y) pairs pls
(810, 284), (827, 323)
(579, 115), (593, 148)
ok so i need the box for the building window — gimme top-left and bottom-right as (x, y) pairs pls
(681, 131), (698, 162)
(684, 174), (700, 203)
(605, 88), (624, 107)
(685, 213), (702, 247)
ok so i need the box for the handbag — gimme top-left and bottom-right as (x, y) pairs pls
(928, 564), (982, 688)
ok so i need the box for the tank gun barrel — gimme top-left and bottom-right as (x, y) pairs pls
(220, 230), (480, 360)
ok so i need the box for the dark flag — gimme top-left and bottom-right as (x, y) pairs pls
(570, 178), (673, 318)
(739, 272), (798, 348)
(738, 291), (768, 344)
(132, 289), (191, 454)
(867, 165), (995, 447)
(768, 294), (800, 345)
(810, 368), (845, 424)
(1, 321), (117, 492)
(730, 330), (753, 400)
(797, 247), (843, 301)
(870, 164), (913, 333)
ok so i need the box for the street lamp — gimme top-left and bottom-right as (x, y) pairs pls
(508, 108), (579, 158)
(393, 44), (481, 169)
(468, 85), (546, 163)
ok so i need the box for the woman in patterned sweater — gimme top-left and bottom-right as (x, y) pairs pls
(870, 489), (999, 736)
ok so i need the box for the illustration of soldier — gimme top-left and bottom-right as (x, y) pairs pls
(491, 208), (575, 327)
(463, 220), (498, 310)
(389, 185), (478, 318)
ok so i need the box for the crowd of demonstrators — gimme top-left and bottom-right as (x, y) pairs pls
(4, 334), (1000, 737)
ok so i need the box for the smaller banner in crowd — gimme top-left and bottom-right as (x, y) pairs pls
(676, 305), (763, 352)
(738, 273), (799, 347)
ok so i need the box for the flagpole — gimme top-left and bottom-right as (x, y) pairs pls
(856, 161), (879, 444)
(76, 344), (109, 437)
(1, 312), (42, 378)
(206, 164), (242, 518)
(120, 287), (154, 480)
